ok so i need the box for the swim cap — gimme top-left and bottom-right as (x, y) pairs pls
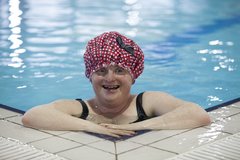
(84, 31), (144, 80)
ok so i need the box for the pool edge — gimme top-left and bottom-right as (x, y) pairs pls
(205, 97), (240, 112)
(0, 103), (25, 114)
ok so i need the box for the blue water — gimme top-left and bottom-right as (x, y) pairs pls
(0, 0), (240, 111)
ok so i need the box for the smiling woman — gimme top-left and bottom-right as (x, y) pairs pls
(22, 31), (211, 138)
(90, 65), (134, 119)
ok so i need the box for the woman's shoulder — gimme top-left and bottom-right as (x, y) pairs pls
(49, 99), (83, 109)
(141, 91), (182, 115)
(49, 99), (85, 116)
(135, 91), (169, 106)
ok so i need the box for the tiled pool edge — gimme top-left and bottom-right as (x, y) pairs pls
(1, 97), (240, 142)
(1, 100), (240, 160)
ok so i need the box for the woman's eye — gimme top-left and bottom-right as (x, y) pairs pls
(115, 68), (126, 75)
(95, 68), (107, 76)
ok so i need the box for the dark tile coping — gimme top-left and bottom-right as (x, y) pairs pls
(205, 97), (240, 112)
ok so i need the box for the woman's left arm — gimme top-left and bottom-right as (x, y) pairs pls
(103, 91), (211, 131)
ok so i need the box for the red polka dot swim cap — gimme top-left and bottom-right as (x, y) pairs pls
(84, 31), (144, 80)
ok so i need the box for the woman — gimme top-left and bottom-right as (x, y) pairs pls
(22, 31), (211, 138)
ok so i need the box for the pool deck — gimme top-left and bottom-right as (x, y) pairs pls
(1, 101), (240, 160)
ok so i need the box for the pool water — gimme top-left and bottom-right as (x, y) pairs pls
(0, 0), (240, 111)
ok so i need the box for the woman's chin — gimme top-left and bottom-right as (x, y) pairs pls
(101, 89), (120, 100)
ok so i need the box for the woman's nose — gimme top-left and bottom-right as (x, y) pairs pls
(105, 70), (115, 81)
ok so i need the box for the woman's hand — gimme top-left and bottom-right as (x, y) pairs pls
(100, 123), (145, 131)
(85, 122), (136, 138)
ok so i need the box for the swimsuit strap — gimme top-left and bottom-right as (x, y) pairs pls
(76, 99), (89, 120)
(134, 92), (149, 123)
(76, 92), (149, 122)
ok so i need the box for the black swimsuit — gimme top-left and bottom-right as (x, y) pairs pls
(76, 92), (149, 123)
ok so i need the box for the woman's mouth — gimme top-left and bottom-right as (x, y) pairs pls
(102, 85), (120, 90)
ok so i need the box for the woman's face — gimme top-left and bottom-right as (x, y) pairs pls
(91, 65), (133, 104)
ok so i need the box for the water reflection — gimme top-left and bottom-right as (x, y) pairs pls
(208, 95), (222, 102)
(0, 0), (240, 110)
(8, 0), (24, 69)
(197, 39), (236, 72)
(209, 40), (223, 45)
(33, 72), (56, 78)
(196, 107), (235, 145)
(197, 124), (224, 145)
(124, 0), (141, 36)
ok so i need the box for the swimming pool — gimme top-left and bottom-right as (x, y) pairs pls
(0, 0), (240, 112)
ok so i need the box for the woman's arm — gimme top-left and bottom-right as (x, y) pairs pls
(22, 100), (135, 137)
(102, 91), (211, 130)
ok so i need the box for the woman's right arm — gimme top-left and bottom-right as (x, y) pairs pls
(22, 100), (134, 137)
